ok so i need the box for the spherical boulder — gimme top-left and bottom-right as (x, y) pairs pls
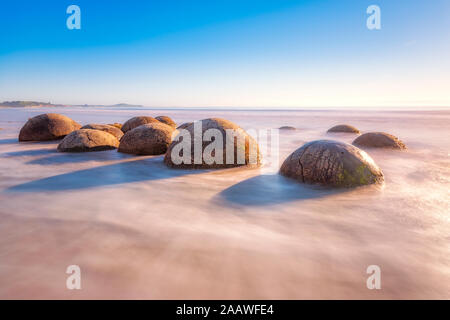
(279, 126), (297, 131)
(352, 132), (406, 149)
(327, 124), (360, 134)
(164, 118), (261, 169)
(108, 123), (123, 130)
(81, 124), (124, 140)
(177, 122), (193, 130)
(57, 129), (119, 152)
(155, 116), (177, 128)
(118, 122), (175, 155)
(19, 113), (81, 141)
(121, 116), (160, 133)
(280, 140), (384, 187)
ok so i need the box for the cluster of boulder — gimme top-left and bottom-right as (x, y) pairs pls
(278, 123), (406, 187)
(19, 113), (178, 156)
(18, 114), (405, 189)
(18, 114), (261, 166)
(326, 123), (406, 150)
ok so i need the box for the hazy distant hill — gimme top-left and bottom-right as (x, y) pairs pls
(109, 103), (143, 108)
(76, 103), (143, 108)
(73, 103), (144, 108)
(1, 101), (142, 108)
(0, 101), (65, 108)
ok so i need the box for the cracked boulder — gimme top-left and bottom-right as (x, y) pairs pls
(280, 140), (384, 187)
(121, 116), (161, 133)
(327, 124), (360, 134)
(118, 122), (175, 155)
(81, 124), (124, 140)
(353, 132), (406, 149)
(57, 129), (119, 152)
(155, 116), (177, 128)
(19, 113), (81, 141)
(164, 118), (261, 169)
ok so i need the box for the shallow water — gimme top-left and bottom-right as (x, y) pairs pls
(0, 107), (449, 299)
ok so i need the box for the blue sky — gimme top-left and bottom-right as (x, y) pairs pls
(0, 0), (449, 108)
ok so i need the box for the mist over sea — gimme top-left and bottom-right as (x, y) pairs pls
(0, 106), (449, 299)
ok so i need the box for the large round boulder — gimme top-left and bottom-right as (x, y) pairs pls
(352, 132), (406, 149)
(19, 113), (81, 141)
(121, 116), (160, 133)
(108, 123), (123, 130)
(177, 122), (193, 130)
(118, 123), (175, 155)
(81, 124), (124, 140)
(280, 140), (384, 187)
(164, 118), (261, 169)
(57, 129), (119, 152)
(327, 124), (360, 134)
(155, 116), (177, 128)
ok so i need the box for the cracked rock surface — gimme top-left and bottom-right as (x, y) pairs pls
(353, 132), (406, 149)
(165, 118), (262, 169)
(118, 122), (175, 155)
(121, 116), (161, 133)
(57, 129), (119, 152)
(280, 140), (384, 187)
(19, 113), (81, 141)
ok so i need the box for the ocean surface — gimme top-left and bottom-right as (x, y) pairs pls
(0, 106), (449, 299)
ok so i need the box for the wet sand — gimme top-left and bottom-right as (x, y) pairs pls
(0, 107), (449, 299)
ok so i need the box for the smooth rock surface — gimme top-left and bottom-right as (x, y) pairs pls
(118, 123), (175, 155)
(327, 124), (360, 134)
(121, 116), (160, 133)
(177, 122), (193, 130)
(19, 113), (81, 141)
(155, 116), (177, 128)
(57, 129), (119, 152)
(108, 123), (123, 130)
(352, 132), (406, 149)
(81, 124), (124, 140)
(279, 126), (297, 130)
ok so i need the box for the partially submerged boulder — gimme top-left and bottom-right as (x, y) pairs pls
(121, 116), (160, 133)
(353, 132), (406, 149)
(327, 124), (360, 134)
(81, 124), (124, 140)
(118, 123), (175, 155)
(280, 140), (384, 187)
(279, 126), (297, 131)
(155, 116), (177, 128)
(19, 113), (81, 141)
(164, 118), (261, 169)
(57, 129), (119, 152)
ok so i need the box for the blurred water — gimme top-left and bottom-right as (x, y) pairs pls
(0, 107), (449, 299)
